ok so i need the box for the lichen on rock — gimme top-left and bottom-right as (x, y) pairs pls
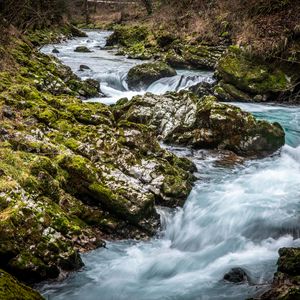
(114, 91), (285, 157)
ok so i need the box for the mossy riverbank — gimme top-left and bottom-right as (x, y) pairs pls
(105, 24), (300, 103)
(0, 27), (196, 296)
(0, 24), (297, 298)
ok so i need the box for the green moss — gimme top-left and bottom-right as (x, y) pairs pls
(37, 108), (58, 124)
(214, 81), (252, 101)
(278, 248), (300, 276)
(57, 154), (98, 183)
(106, 25), (150, 48)
(217, 46), (292, 94)
(0, 269), (43, 300)
(127, 62), (176, 90)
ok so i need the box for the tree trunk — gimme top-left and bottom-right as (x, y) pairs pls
(84, 0), (90, 24)
(141, 0), (153, 15)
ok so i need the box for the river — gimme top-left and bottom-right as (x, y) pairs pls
(40, 30), (300, 300)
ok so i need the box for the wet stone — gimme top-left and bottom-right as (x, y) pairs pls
(223, 267), (250, 283)
(79, 64), (91, 71)
(74, 46), (92, 53)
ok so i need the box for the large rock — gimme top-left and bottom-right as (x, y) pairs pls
(165, 43), (225, 69)
(278, 248), (300, 276)
(216, 46), (293, 101)
(106, 25), (154, 60)
(114, 91), (285, 157)
(0, 269), (43, 300)
(257, 248), (300, 299)
(106, 25), (150, 48)
(223, 267), (250, 283)
(127, 62), (176, 90)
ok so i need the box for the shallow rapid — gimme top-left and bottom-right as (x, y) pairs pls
(41, 31), (213, 105)
(40, 31), (300, 300)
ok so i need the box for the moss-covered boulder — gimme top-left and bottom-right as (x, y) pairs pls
(189, 81), (215, 99)
(165, 43), (225, 70)
(106, 25), (155, 60)
(213, 81), (253, 102)
(257, 248), (300, 299)
(74, 46), (92, 53)
(216, 46), (294, 101)
(106, 25), (150, 48)
(127, 62), (176, 90)
(114, 91), (285, 157)
(278, 248), (300, 276)
(0, 269), (43, 300)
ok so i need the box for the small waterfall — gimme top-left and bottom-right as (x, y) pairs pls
(147, 74), (211, 94)
(41, 30), (214, 104)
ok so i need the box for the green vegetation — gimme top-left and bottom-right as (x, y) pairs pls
(0, 269), (43, 300)
(106, 25), (224, 69)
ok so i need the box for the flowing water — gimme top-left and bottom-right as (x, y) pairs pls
(41, 31), (213, 105)
(40, 31), (300, 300)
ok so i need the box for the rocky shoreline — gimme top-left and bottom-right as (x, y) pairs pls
(0, 25), (298, 299)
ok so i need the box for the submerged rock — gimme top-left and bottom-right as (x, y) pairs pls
(127, 62), (176, 90)
(52, 48), (59, 54)
(114, 91), (285, 157)
(79, 64), (90, 71)
(74, 46), (92, 53)
(223, 267), (250, 283)
(0, 269), (43, 299)
(257, 248), (300, 299)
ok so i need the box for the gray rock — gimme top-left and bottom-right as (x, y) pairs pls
(3, 106), (16, 119)
(79, 64), (90, 71)
(223, 267), (250, 283)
